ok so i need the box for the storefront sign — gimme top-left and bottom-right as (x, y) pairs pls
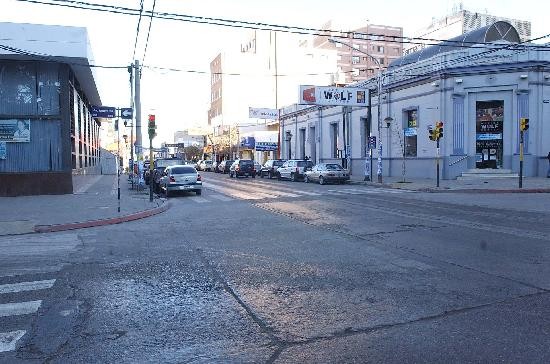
(255, 142), (278, 151)
(240, 136), (255, 149)
(476, 133), (502, 141)
(300, 85), (369, 106)
(404, 128), (417, 137)
(0, 141), (6, 159)
(0, 119), (31, 142)
(249, 107), (278, 120)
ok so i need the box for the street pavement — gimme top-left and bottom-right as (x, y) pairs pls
(1, 171), (550, 362)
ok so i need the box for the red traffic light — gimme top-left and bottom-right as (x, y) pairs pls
(148, 114), (155, 122)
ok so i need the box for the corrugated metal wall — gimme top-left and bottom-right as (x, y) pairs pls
(0, 120), (62, 172)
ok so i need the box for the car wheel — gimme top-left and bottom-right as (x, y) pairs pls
(268, 171), (273, 179)
(290, 173), (297, 182)
(196, 190), (202, 195)
(319, 176), (325, 185)
(260, 172), (264, 178)
(304, 175), (309, 183)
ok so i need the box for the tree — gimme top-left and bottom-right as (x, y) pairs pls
(183, 145), (202, 160)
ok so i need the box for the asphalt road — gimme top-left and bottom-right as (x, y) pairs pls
(2, 171), (550, 363)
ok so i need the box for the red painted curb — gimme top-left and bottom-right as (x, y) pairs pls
(33, 202), (171, 233)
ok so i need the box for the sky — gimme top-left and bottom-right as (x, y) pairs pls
(1, 0), (549, 146)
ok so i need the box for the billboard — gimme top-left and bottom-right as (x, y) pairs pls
(0, 119), (31, 142)
(249, 107), (278, 120)
(299, 86), (369, 107)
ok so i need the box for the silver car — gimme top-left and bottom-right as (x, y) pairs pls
(160, 165), (202, 197)
(304, 163), (349, 185)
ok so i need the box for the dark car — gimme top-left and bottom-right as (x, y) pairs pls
(218, 160), (234, 174)
(229, 159), (256, 178)
(259, 159), (286, 179)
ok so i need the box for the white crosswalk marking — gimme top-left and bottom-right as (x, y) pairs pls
(0, 279), (55, 294)
(0, 301), (42, 317)
(0, 330), (26, 353)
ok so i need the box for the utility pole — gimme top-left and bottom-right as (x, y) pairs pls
(116, 117), (121, 212)
(148, 114), (156, 202)
(519, 117), (529, 188)
(134, 60), (142, 184)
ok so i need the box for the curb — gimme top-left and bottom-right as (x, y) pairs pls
(416, 188), (550, 193)
(33, 202), (171, 234)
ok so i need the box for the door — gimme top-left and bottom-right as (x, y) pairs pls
(475, 100), (504, 169)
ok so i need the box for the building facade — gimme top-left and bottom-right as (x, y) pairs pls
(313, 20), (403, 84)
(0, 22), (102, 196)
(280, 22), (550, 181)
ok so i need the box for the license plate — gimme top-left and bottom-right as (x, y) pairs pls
(179, 185), (192, 190)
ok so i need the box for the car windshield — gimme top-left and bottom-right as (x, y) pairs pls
(326, 164), (343, 170)
(273, 161), (284, 166)
(171, 167), (196, 174)
(240, 160), (253, 166)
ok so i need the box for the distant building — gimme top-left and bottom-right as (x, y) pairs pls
(0, 22), (103, 196)
(173, 130), (204, 148)
(313, 20), (403, 84)
(404, 8), (531, 55)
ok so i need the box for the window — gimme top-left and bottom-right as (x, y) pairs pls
(352, 56), (360, 64)
(377, 46), (384, 53)
(379, 58), (385, 65)
(331, 123), (339, 158)
(404, 109), (418, 157)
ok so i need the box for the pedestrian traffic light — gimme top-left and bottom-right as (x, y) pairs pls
(429, 127), (436, 141)
(436, 121), (444, 139)
(520, 117), (529, 131)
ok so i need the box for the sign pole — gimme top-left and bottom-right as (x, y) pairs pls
(116, 118), (121, 213)
(149, 135), (154, 202)
(436, 139), (440, 188)
(519, 130), (524, 189)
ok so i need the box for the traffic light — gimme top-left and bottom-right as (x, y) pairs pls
(429, 127), (436, 141)
(520, 117), (529, 131)
(436, 121), (444, 139)
(148, 114), (156, 137)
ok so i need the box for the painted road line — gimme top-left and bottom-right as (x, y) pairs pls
(208, 195), (233, 202)
(0, 279), (55, 294)
(205, 179), (301, 198)
(188, 197), (209, 203)
(203, 182), (279, 199)
(0, 301), (42, 317)
(0, 330), (26, 352)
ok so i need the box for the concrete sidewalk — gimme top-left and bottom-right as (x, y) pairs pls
(350, 174), (550, 192)
(0, 174), (168, 236)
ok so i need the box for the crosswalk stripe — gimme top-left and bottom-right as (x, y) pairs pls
(204, 179), (312, 198)
(187, 196), (209, 203)
(0, 330), (26, 352)
(0, 300), (42, 317)
(0, 279), (56, 295)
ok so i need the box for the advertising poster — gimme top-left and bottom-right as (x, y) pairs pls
(0, 141), (6, 159)
(0, 119), (31, 142)
(476, 101), (503, 168)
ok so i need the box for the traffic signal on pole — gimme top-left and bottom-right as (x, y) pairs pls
(436, 121), (444, 139)
(429, 127), (436, 141)
(148, 114), (156, 137)
(520, 117), (529, 131)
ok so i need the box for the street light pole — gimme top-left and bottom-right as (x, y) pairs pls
(328, 38), (384, 183)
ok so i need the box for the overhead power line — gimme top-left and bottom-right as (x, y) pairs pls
(13, 0), (550, 51)
(131, 0), (145, 61)
(141, 0), (156, 66)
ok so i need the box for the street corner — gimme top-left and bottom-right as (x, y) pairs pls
(33, 201), (172, 234)
(0, 220), (37, 236)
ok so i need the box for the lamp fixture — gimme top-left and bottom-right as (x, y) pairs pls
(520, 74), (528, 79)
(455, 78), (463, 84)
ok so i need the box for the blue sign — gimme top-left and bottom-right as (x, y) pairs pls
(241, 136), (256, 149)
(120, 108), (133, 119)
(91, 106), (116, 118)
(476, 133), (502, 141)
(255, 142), (278, 151)
(404, 128), (417, 137)
(367, 136), (377, 149)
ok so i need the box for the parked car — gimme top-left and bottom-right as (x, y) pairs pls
(195, 160), (203, 170)
(253, 161), (262, 175)
(159, 165), (202, 197)
(218, 160), (234, 174)
(277, 160), (314, 181)
(259, 159), (286, 179)
(304, 163), (350, 185)
(212, 161), (219, 173)
(218, 159), (235, 174)
(229, 159), (256, 178)
(199, 160), (213, 171)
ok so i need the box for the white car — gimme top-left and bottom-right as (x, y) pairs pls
(160, 165), (202, 197)
(277, 160), (314, 182)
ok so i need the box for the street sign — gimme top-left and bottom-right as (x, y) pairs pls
(120, 108), (133, 119)
(368, 136), (377, 149)
(164, 143), (185, 148)
(91, 106), (116, 118)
